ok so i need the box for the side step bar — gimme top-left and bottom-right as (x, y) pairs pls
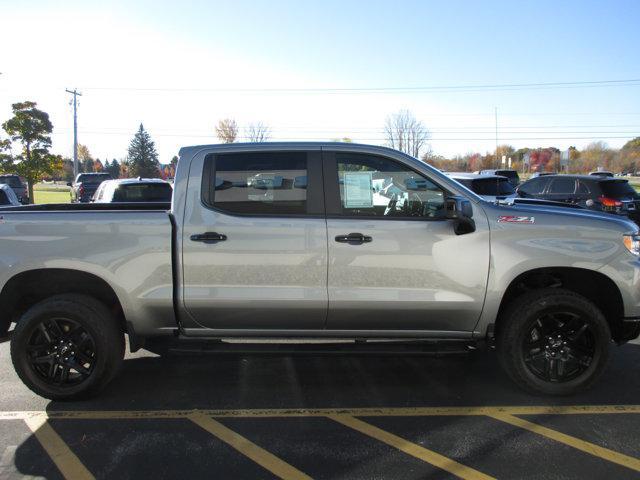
(146, 337), (479, 357)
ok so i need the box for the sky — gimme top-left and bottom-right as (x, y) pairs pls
(1, 0), (639, 163)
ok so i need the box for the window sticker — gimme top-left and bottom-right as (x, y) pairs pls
(344, 172), (374, 208)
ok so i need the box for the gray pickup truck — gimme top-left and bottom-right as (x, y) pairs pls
(1, 142), (639, 400)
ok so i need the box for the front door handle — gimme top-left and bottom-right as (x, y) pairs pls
(335, 232), (372, 244)
(190, 232), (227, 243)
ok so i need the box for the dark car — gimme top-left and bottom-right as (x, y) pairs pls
(0, 174), (29, 204)
(479, 169), (520, 187)
(517, 174), (640, 223)
(68, 172), (113, 203)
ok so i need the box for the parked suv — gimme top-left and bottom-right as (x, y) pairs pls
(479, 169), (520, 187)
(0, 174), (29, 204)
(69, 172), (113, 203)
(517, 174), (640, 224)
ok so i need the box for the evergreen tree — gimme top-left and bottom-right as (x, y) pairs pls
(126, 124), (160, 178)
(109, 159), (121, 178)
(82, 157), (94, 173)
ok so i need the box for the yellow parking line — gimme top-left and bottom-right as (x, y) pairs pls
(1, 404), (640, 420)
(23, 413), (94, 480)
(328, 414), (495, 480)
(488, 413), (640, 473)
(188, 412), (312, 480)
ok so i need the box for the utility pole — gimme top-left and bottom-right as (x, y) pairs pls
(494, 106), (498, 168)
(65, 89), (82, 178)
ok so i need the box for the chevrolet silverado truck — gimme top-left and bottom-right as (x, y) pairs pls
(1, 142), (639, 400)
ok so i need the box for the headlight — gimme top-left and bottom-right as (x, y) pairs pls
(623, 234), (640, 256)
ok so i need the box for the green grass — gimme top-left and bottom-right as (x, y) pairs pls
(33, 189), (70, 204)
(31, 182), (71, 204)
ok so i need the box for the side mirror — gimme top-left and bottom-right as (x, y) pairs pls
(445, 196), (476, 235)
(445, 196), (473, 219)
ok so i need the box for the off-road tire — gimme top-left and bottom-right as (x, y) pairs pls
(10, 294), (125, 400)
(497, 288), (611, 396)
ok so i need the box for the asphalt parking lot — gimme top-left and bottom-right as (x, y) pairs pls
(1, 336), (639, 479)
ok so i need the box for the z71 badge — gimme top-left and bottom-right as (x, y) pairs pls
(497, 215), (535, 224)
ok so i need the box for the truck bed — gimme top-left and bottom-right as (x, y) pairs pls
(0, 206), (175, 337)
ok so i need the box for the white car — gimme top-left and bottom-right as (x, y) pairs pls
(446, 172), (518, 202)
(0, 183), (21, 206)
(92, 178), (173, 203)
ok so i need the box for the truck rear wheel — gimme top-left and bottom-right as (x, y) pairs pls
(10, 294), (125, 400)
(497, 288), (611, 396)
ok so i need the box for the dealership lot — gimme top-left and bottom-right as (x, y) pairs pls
(0, 337), (639, 479)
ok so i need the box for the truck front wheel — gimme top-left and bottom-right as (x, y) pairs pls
(497, 288), (611, 396)
(10, 294), (125, 400)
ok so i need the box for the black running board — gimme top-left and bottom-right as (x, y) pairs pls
(147, 337), (478, 357)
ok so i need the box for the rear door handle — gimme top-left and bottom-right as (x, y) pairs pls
(335, 232), (372, 244)
(190, 232), (227, 243)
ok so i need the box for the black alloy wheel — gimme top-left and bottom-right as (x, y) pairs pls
(27, 317), (96, 387)
(523, 312), (595, 383)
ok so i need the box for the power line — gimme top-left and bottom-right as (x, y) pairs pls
(78, 78), (640, 94)
(49, 131), (637, 141)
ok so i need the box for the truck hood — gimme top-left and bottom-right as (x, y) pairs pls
(485, 200), (639, 232)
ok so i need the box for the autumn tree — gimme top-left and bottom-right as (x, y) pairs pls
(579, 142), (615, 173)
(215, 118), (238, 143)
(384, 110), (430, 158)
(245, 122), (271, 142)
(618, 137), (640, 174)
(126, 124), (160, 177)
(1, 101), (62, 203)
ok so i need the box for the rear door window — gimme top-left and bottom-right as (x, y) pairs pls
(204, 151), (319, 215)
(0, 190), (9, 205)
(518, 177), (549, 196)
(576, 181), (591, 194)
(548, 177), (576, 194)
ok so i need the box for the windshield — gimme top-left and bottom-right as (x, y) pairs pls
(495, 170), (520, 183)
(0, 176), (23, 188)
(77, 173), (112, 183)
(112, 183), (173, 202)
(600, 180), (639, 199)
(472, 178), (516, 195)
